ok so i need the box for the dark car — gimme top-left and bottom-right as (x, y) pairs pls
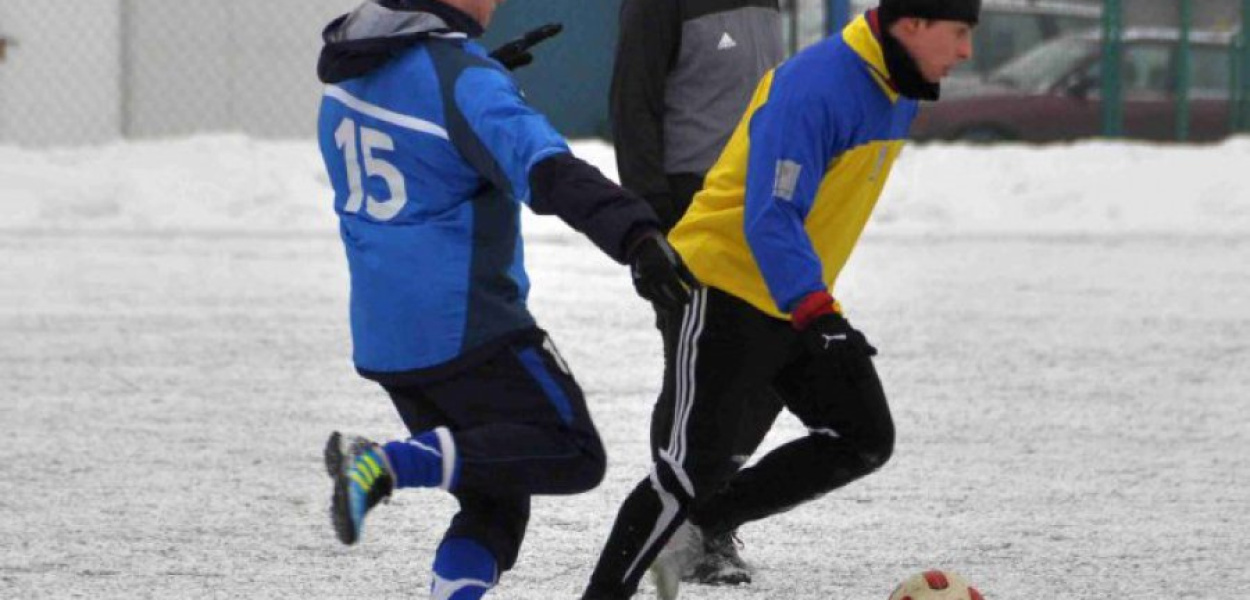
(912, 28), (1239, 143)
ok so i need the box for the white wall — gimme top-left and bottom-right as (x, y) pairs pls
(0, 0), (123, 146)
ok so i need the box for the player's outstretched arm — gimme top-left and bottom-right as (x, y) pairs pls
(451, 63), (697, 309)
(530, 153), (699, 311)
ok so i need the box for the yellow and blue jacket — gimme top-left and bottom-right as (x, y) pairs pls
(668, 12), (916, 320)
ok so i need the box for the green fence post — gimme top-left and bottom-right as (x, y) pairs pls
(829, 0), (851, 34)
(1240, 0), (1250, 132)
(1234, 26), (1244, 132)
(1101, 0), (1124, 138)
(1177, 0), (1193, 141)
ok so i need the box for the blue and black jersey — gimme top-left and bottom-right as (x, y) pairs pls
(317, 0), (658, 381)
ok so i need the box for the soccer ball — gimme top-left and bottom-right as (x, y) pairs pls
(888, 570), (984, 600)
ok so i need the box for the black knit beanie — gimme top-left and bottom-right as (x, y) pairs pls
(879, 0), (981, 27)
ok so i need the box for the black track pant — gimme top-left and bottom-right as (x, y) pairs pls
(666, 172), (786, 480)
(660, 173), (704, 234)
(383, 331), (606, 572)
(583, 288), (894, 598)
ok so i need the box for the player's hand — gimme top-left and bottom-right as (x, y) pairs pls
(792, 290), (876, 360)
(801, 312), (877, 360)
(489, 23), (563, 71)
(629, 230), (700, 312)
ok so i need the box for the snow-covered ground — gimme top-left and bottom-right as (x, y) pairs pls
(3, 136), (1250, 236)
(1, 137), (1248, 599)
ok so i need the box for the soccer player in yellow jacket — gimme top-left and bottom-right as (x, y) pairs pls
(582, 1), (979, 598)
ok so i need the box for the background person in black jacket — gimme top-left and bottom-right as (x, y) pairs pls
(609, 0), (784, 587)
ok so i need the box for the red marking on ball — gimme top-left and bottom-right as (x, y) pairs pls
(923, 571), (950, 590)
(969, 586), (984, 600)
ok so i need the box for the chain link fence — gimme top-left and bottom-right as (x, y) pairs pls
(782, 0), (834, 55)
(0, 0), (122, 145)
(0, 0), (355, 146)
(3, 0), (1247, 146)
(850, 0), (1250, 143)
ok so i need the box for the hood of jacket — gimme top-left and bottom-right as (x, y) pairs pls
(318, 0), (483, 84)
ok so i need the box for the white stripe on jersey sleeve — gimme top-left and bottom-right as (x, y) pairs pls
(325, 85), (450, 140)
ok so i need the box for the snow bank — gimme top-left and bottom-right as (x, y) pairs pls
(882, 138), (1250, 235)
(2, 135), (1248, 235)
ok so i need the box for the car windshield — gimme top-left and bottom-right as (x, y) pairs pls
(952, 11), (1100, 77)
(988, 37), (1097, 92)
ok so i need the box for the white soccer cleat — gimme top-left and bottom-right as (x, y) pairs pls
(649, 520), (704, 600)
(684, 529), (752, 586)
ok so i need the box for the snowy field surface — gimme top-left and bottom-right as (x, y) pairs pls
(1, 137), (1248, 599)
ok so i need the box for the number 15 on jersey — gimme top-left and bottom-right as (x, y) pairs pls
(333, 118), (409, 221)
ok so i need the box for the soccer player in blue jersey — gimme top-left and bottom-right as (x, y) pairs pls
(314, 1), (697, 598)
(581, 0), (979, 598)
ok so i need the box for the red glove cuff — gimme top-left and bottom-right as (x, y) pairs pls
(791, 290), (836, 331)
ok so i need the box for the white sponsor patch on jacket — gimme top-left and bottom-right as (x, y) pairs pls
(773, 159), (802, 201)
(718, 32), (738, 50)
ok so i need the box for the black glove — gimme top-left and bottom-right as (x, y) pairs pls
(792, 290), (877, 360)
(489, 23), (563, 71)
(802, 312), (877, 360)
(629, 230), (700, 311)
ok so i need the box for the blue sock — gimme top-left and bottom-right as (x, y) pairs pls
(382, 427), (459, 490)
(431, 538), (497, 600)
